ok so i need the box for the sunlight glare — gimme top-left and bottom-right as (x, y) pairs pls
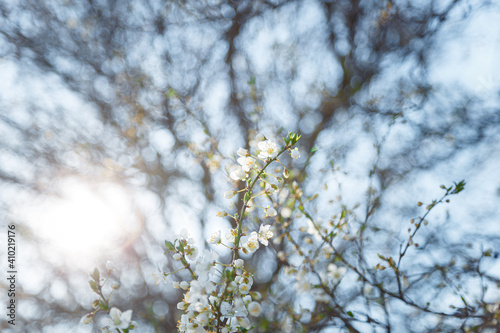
(25, 177), (140, 269)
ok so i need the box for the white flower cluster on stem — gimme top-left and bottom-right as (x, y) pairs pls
(163, 134), (301, 333)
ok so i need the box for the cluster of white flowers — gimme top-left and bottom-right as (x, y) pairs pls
(170, 231), (265, 332)
(166, 136), (301, 332)
(228, 139), (300, 183)
(167, 221), (276, 332)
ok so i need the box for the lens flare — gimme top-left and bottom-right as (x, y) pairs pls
(22, 177), (140, 269)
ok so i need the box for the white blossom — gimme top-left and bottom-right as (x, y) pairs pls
(195, 313), (209, 326)
(237, 148), (248, 157)
(230, 168), (246, 181)
(265, 206), (277, 217)
(195, 250), (218, 282)
(307, 220), (322, 240)
(363, 283), (373, 295)
(185, 246), (198, 260)
(220, 301), (232, 316)
(103, 308), (133, 330)
(248, 301), (262, 317)
(224, 190), (236, 199)
(207, 230), (221, 244)
(290, 147), (300, 159)
(105, 260), (115, 272)
(234, 259), (244, 269)
(237, 156), (256, 172)
(239, 283), (251, 294)
(327, 264), (347, 280)
(237, 316), (252, 329)
(281, 207), (292, 218)
(257, 140), (278, 159)
(226, 228), (237, 243)
(257, 224), (273, 246)
(243, 234), (259, 253)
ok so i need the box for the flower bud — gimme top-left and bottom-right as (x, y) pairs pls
(237, 148), (249, 157)
(105, 260), (114, 272)
(80, 314), (93, 324)
(234, 259), (244, 269)
(283, 168), (290, 178)
(250, 291), (262, 300)
(265, 206), (277, 217)
(239, 283), (251, 294)
(224, 190), (237, 199)
(238, 317), (251, 329)
(177, 301), (188, 310)
(248, 301), (263, 317)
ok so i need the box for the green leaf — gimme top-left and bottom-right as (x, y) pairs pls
(89, 280), (99, 293)
(347, 311), (354, 317)
(291, 133), (301, 145)
(98, 299), (109, 311)
(284, 134), (290, 145)
(167, 88), (177, 97)
(91, 268), (100, 282)
(164, 240), (175, 251)
(224, 269), (234, 280)
(451, 180), (466, 194)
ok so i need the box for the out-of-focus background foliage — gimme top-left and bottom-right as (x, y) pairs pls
(1, 0), (500, 332)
